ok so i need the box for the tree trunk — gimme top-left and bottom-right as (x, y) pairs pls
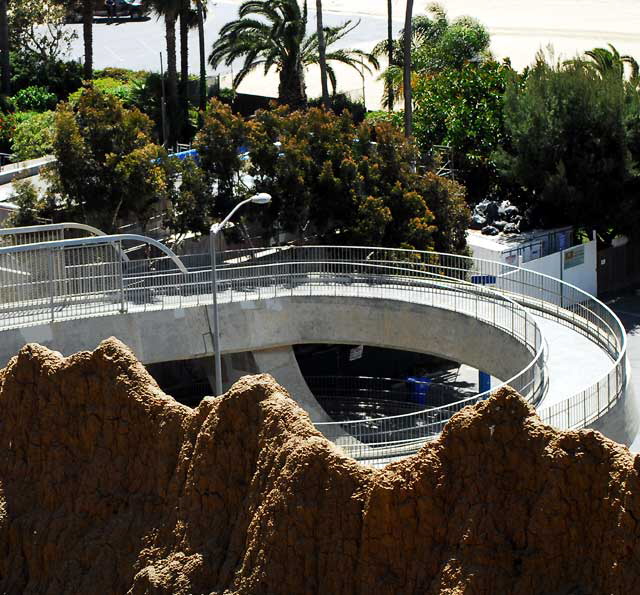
(179, 4), (189, 121)
(0, 0), (10, 96)
(278, 56), (307, 109)
(315, 0), (329, 107)
(165, 12), (179, 146)
(403, 0), (414, 137)
(387, 0), (393, 110)
(82, 0), (95, 80)
(197, 0), (207, 112)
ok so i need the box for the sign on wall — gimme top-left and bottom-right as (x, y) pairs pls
(564, 245), (585, 270)
(349, 345), (364, 361)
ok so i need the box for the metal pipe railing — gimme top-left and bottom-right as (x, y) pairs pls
(0, 242), (626, 466)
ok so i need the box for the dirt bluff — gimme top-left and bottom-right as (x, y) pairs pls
(0, 339), (638, 594)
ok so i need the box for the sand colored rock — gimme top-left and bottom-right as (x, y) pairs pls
(0, 338), (638, 594)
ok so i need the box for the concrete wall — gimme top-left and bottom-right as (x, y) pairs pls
(523, 240), (597, 298)
(0, 296), (535, 389)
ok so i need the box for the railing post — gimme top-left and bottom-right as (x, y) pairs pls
(117, 241), (126, 313)
(48, 248), (55, 323)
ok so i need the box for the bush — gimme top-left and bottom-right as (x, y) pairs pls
(0, 113), (16, 153)
(11, 111), (56, 161)
(94, 67), (147, 83)
(69, 78), (136, 106)
(12, 86), (58, 112)
(308, 93), (367, 123)
(10, 52), (83, 101)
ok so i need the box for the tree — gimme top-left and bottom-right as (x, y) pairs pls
(44, 87), (172, 232)
(8, 0), (77, 63)
(413, 61), (509, 200)
(0, 0), (9, 95)
(374, 2), (490, 110)
(192, 98), (247, 218)
(153, 0), (181, 144)
(403, 0), (414, 136)
(178, 0), (200, 131)
(82, 0), (95, 79)
(569, 44), (639, 80)
(241, 104), (469, 251)
(210, 0), (308, 108)
(301, 21), (379, 96)
(495, 55), (636, 241)
(196, 0), (207, 111)
(386, 0), (393, 111)
(209, 0), (376, 108)
(315, 0), (329, 107)
(164, 156), (211, 241)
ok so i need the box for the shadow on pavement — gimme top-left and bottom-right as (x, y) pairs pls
(606, 289), (640, 334)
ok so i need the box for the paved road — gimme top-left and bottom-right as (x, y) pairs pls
(607, 290), (640, 450)
(60, 0), (640, 106)
(64, 2), (394, 105)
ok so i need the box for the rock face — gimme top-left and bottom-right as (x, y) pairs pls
(1, 338), (639, 594)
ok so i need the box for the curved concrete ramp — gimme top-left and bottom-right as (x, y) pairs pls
(250, 347), (331, 423)
(0, 296), (536, 396)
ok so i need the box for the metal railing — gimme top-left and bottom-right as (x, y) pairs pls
(306, 375), (475, 421)
(0, 222), (110, 247)
(0, 241), (627, 465)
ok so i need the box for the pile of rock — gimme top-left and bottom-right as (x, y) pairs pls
(470, 199), (524, 236)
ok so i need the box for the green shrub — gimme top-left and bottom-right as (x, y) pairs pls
(10, 52), (83, 101)
(0, 112), (16, 153)
(308, 93), (367, 123)
(11, 111), (56, 161)
(69, 78), (135, 106)
(12, 86), (58, 112)
(94, 67), (147, 83)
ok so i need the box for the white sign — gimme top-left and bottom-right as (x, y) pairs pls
(349, 345), (364, 361)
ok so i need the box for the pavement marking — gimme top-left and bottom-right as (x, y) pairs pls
(137, 38), (158, 57)
(105, 46), (125, 63)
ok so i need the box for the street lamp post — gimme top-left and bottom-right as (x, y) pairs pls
(210, 192), (272, 395)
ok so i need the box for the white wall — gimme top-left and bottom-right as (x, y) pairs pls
(523, 240), (597, 297)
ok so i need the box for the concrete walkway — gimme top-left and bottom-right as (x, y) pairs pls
(533, 315), (614, 408)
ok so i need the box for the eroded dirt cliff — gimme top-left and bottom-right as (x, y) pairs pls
(0, 338), (638, 594)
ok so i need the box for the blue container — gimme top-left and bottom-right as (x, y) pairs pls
(406, 376), (431, 405)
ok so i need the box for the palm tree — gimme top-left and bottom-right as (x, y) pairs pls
(82, 0), (95, 79)
(179, 0), (199, 130)
(0, 0), (9, 95)
(210, 0), (308, 108)
(580, 44), (639, 80)
(196, 0), (207, 111)
(386, 0), (393, 111)
(153, 0), (181, 144)
(210, 0), (377, 108)
(301, 21), (379, 95)
(404, 0), (414, 137)
(315, 0), (330, 107)
(373, 3), (489, 110)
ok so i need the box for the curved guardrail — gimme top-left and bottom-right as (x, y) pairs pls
(0, 242), (626, 465)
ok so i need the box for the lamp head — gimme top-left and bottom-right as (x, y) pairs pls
(250, 192), (272, 205)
